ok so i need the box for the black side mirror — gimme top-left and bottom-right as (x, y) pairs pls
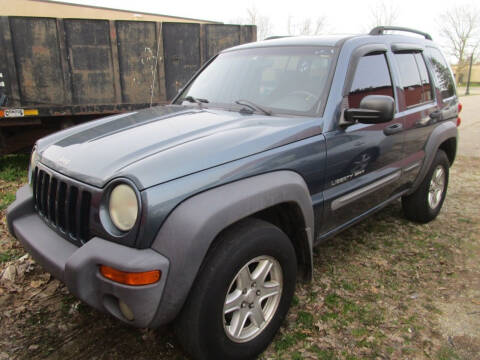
(344, 95), (394, 124)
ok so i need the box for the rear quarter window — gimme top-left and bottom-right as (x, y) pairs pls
(425, 47), (456, 99)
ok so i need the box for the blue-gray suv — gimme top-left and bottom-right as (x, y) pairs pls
(7, 26), (460, 359)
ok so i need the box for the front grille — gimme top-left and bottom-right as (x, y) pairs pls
(32, 166), (92, 244)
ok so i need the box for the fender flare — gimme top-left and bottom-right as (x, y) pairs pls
(149, 170), (314, 327)
(409, 120), (457, 194)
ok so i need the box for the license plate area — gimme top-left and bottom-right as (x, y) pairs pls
(4, 109), (24, 117)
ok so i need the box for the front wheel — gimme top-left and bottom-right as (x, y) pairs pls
(175, 218), (297, 360)
(402, 149), (449, 223)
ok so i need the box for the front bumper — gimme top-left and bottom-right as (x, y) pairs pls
(6, 185), (170, 328)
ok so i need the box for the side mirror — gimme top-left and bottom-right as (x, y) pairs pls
(344, 95), (394, 124)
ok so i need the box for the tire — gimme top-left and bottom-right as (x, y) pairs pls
(402, 149), (449, 223)
(174, 218), (297, 360)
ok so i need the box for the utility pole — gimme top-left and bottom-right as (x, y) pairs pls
(465, 53), (473, 96)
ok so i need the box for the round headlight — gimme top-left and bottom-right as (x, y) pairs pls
(29, 148), (37, 185)
(109, 184), (138, 232)
(30, 148), (37, 170)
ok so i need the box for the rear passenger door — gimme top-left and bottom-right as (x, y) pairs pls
(321, 51), (404, 235)
(389, 49), (445, 185)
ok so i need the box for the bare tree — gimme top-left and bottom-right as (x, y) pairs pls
(439, 5), (480, 83)
(244, 6), (272, 41)
(369, 1), (399, 28)
(287, 16), (326, 36)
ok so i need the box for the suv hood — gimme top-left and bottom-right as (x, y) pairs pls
(38, 105), (321, 189)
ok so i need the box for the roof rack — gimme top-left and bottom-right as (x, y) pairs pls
(369, 26), (432, 40)
(264, 35), (292, 40)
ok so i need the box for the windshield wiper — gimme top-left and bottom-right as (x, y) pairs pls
(184, 95), (209, 105)
(235, 99), (271, 116)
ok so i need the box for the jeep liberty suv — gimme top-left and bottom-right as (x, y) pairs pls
(7, 26), (459, 359)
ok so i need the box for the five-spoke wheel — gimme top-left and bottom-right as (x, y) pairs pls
(223, 256), (283, 342)
(402, 149), (450, 223)
(175, 218), (297, 360)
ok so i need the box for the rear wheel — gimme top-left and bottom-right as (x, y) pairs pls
(175, 218), (297, 360)
(402, 149), (449, 223)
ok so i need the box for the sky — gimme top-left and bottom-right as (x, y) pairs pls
(52, 0), (478, 61)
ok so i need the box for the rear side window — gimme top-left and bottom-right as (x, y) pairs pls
(415, 53), (433, 103)
(395, 53), (433, 107)
(425, 47), (456, 99)
(348, 53), (394, 108)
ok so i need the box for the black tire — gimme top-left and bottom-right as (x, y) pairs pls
(402, 149), (449, 223)
(174, 218), (297, 360)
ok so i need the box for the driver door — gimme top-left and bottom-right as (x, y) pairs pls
(320, 52), (405, 236)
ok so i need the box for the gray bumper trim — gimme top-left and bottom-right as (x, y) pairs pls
(7, 185), (170, 328)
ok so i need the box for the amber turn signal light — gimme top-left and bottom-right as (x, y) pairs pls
(100, 265), (161, 286)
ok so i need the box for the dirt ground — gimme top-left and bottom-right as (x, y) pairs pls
(1, 110), (479, 359)
(456, 95), (480, 158)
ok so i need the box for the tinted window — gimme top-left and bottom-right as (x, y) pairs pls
(395, 53), (425, 107)
(348, 54), (393, 108)
(425, 47), (456, 99)
(415, 53), (433, 103)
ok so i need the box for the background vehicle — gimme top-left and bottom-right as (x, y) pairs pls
(0, 16), (256, 154)
(7, 26), (459, 360)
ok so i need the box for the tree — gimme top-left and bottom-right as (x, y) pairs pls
(287, 16), (326, 36)
(439, 5), (480, 83)
(244, 6), (272, 41)
(369, 1), (399, 28)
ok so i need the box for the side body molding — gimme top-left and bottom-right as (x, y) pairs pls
(409, 120), (457, 194)
(149, 170), (314, 327)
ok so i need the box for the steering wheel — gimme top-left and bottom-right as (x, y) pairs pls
(286, 90), (318, 101)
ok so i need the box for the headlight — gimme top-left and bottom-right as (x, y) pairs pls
(109, 184), (138, 231)
(28, 147), (37, 185)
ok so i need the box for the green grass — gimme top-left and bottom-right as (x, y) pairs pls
(309, 345), (336, 359)
(0, 191), (15, 210)
(436, 345), (461, 360)
(291, 351), (303, 360)
(458, 83), (480, 87)
(0, 154), (29, 182)
(296, 311), (314, 329)
(0, 249), (21, 263)
(274, 331), (307, 352)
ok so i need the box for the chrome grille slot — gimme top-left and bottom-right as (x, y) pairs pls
(79, 191), (91, 241)
(32, 167), (92, 244)
(48, 177), (57, 221)
(57, 182), (67, 231)
(67, 186), (78, 237)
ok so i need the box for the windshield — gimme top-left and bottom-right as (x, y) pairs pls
(177, 46), (336, 116)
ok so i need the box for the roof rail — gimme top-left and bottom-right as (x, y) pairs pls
(264, 35), (292, 40)
(369, 26), (432, 40)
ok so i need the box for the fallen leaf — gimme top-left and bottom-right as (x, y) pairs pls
(0, 265), (16, 283)
(30, 280), (45, 288)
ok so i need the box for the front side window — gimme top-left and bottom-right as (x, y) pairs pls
(425, 47), (456, 99)
(348, 53), (394, 108)
(178, 46), (337, 116)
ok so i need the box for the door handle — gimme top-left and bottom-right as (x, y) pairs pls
(429, 110), (442, 120)
(383, 123), (403, 135)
